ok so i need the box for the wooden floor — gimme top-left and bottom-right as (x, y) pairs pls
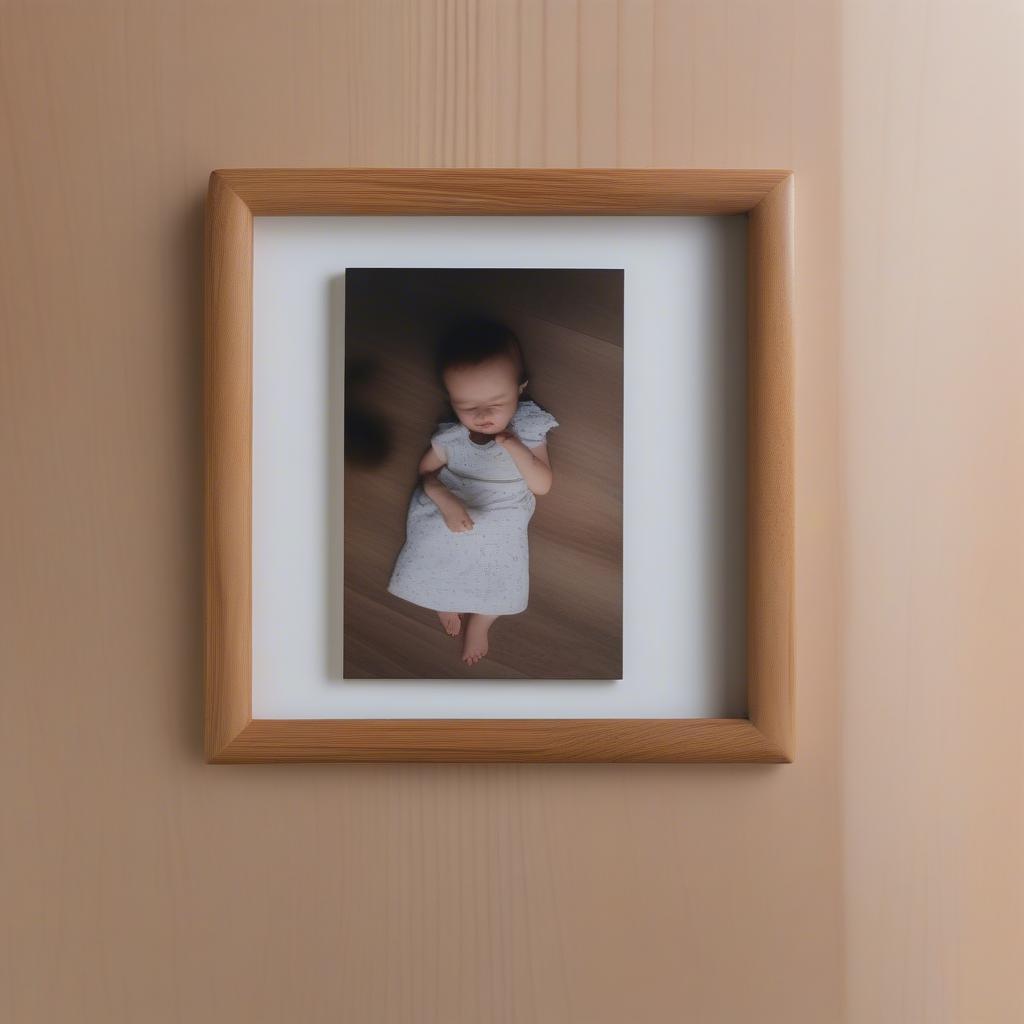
(342, 269), (623, 679)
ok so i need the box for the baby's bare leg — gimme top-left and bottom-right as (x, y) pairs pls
(437, 611), (463, 637)
(462, 613), (499, 666)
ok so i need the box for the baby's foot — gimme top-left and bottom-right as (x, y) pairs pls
(437, 611), (462, 637)
(461, 614), (497, 667)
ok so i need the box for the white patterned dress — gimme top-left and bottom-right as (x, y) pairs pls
(386, 399), (559, 615)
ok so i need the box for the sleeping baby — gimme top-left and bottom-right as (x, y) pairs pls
(386, 318), (559, 667)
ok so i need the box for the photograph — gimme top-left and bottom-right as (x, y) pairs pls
(343, 267), (624, 679)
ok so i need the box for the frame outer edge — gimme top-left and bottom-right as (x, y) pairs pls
(212, 719), (790, 764)
(201, 167), (796, 764)
(204, 172), (255, 761)
(746, 174), (796, 762)
(212, 167), (790, 216)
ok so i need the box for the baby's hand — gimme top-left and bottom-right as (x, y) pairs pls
(442, 501), (475, 533)
(493, 430), (518, 448)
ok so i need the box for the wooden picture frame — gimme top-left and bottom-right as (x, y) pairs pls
(204, 168), (794, 763)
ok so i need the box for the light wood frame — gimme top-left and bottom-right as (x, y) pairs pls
(204, 168), (794, 763)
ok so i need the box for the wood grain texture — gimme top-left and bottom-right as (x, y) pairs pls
(204, 167), (794, 762)
(746, 174), (795, 756)
(212, 166), (789, 214)
(203, 171), (253, 759)
(840, 2), (1024, 1021)
(217, 719), (787, 764)
(5, 0), (1016, 1021)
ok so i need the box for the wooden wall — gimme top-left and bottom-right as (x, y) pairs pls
(1, 1), (1019, 1020)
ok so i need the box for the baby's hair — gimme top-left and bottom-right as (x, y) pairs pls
(434, 317), (529, 389)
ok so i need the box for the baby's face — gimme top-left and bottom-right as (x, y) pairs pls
(444, 356), (524, 435)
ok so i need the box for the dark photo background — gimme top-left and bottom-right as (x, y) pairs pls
(343, 268), (623, 679)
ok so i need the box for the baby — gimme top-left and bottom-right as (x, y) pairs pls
(386, 318), (559, 667)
